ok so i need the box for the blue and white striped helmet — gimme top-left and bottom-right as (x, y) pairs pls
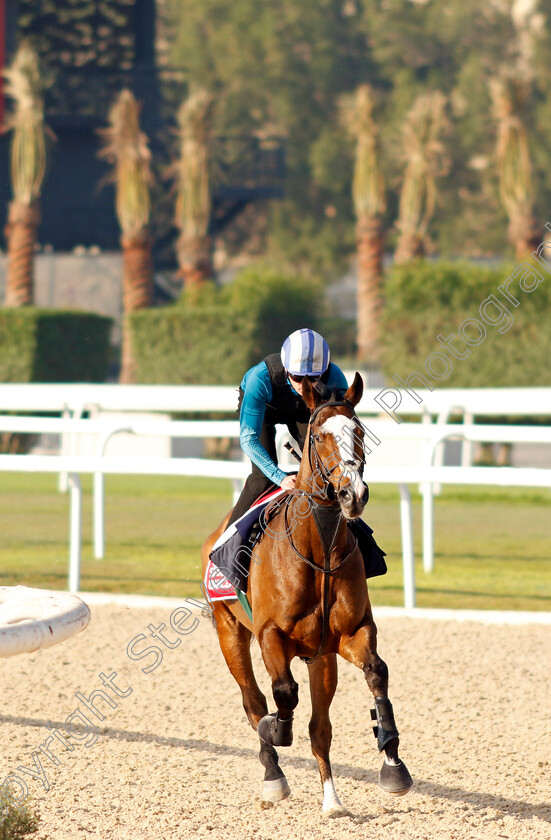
(281, 328), (330, 377)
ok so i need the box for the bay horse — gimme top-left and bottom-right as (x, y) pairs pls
(200, 373), (412, 814)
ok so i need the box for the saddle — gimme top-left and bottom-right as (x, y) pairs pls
(208, 489), (286, 593)
(208, 491), (387, 596)
(248, 493), (286, 550)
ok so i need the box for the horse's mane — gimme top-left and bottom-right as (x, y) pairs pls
(312, 382), (347, 404)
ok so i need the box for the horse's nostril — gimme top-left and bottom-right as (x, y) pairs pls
(361, 484), (369, 504)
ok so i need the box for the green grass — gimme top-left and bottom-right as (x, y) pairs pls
(1, 475), (550, 612)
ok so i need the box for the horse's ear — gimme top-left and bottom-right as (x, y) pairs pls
(302, 376), (324, 411)
(344, 372), (363, 408)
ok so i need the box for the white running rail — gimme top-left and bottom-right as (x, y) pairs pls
(0, 586), (90, 657)
(0, 449), (550, 609)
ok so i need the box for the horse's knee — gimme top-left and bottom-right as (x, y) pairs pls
(362, 654), (388, 695)
(273, 676), (299, 712)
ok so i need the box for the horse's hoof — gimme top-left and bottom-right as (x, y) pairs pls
(257, 712), (293, 747)
(262, 776), (291, 802)
(378, 759), (413, 795)
(323, 808), (350, 818)
(323, 804), (351, 819)
(322, 779), (350, 817)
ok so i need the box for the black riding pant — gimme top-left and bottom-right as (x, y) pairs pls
(228, 390), (306, 527)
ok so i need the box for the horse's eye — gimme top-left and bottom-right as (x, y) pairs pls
(314, 434), (322, 443)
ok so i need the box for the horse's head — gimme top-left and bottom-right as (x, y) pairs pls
(302, 372), (369, 519)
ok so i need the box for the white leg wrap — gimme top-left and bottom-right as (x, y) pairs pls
(322, 778), (346, 815)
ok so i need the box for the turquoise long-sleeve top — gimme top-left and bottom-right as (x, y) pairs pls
(239, 360), (348, 485)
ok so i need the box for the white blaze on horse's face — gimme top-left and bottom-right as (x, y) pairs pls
(319, 414), (367, 513)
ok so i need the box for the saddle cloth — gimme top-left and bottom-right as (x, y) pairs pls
(204, 488), (286, 602)
(204, 492), (388, 604)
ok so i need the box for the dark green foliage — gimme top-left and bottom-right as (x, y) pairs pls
(163, 0), (551, 271)
(130, 305), (254, 385)
(380, 260), (551, 387)
(130, 267), (322, 384)
(317, 315), (356, 361)
(165, 0), (373, 277)
(0, 798), (39, 839)
(225, 266), (323, 358)
(0, 309), (112, 383)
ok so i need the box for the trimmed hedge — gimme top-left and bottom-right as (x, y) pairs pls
(0, 309), (112, 382)
(380, 260), (551, 387)
(130, 305), (254, 385)
(130, 266), (323, 384)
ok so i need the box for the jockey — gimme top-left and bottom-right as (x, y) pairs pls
(214, 327), (386, 589)
(228, 327), (348, 526)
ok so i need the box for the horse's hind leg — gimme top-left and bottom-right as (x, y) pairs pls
(339, 619), (413, 796)
(213, 603), (290, 802)
(308, 653), (349, 816)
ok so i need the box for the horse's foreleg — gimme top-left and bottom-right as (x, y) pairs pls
(308, 653), (348, 816)
(339, 621), (413, 796)
(213, 604), (290, 803)
(256, 626), (298, 748)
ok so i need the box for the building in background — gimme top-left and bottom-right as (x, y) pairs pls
(0, 0), (285, 275)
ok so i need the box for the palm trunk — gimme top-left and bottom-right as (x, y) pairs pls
(177, 232), (213, 289)
(119, 231), (153, 384)
(394, 230), (424, 265)
(508, 212), (540, 259)
(4, 200), (40, 307)
(356, 215), (385, 364)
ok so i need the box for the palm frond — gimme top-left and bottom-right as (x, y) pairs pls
(340, 84), (386, 219)
(3, 41), (49, 205)
(173, 87), (213, 240)
(490, 73), (533, 221)
(396, 91), (448, 243)
(98, 89), (152, 237)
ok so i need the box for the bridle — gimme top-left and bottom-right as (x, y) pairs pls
(280, 398), (366, 663)
(283, 398), (364, 574)
(306, 399), (366, 501)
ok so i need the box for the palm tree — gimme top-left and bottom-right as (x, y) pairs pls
(2, 41), (49, 307)
(341, 84), (386, 366)
(490, 73), (538, 258)
(394, 92), (448, 264)
(98, 89), (154, 383)
(172, 87), (214, 291)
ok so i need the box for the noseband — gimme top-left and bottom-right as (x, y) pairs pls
(307, 399), (365, 499)
(283, 397), (364, 574)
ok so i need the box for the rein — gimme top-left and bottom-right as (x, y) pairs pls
(282, 398), (361, 663)
(283, 493), (357, 576)
(307, 400), (351, 494)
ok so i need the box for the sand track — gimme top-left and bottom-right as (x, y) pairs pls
(1, 602), (549, 840)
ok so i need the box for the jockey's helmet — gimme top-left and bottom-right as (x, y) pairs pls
(281, 328), (330, 377)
